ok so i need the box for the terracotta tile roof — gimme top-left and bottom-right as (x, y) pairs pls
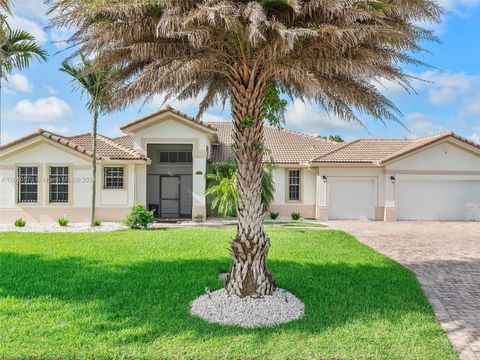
(68, 133), (146, 160)
(0, 129), (146, 161)
(208, 121), (343, 163)
(313, 131), (480, 165)
(312, 138), (411, 164)
(120, 105), (217, 132)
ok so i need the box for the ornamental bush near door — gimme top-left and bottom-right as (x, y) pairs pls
(123, 204), (155, 229)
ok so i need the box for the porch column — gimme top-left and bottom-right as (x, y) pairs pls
(192, 150), (207, 220)
(315, 170), (329, 221)
(384, 173), (397, 221)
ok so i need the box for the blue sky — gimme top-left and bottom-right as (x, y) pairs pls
(2, 0), (480, 144)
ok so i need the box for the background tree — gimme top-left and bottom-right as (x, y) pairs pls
(320, 135), (344, 142)
(50, 0), (441, 297)
(60, 55), (118, 227)
(206, 161), (275, 218)
(0, 1), (46, 145)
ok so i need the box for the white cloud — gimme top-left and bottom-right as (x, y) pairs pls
(0, 130), (18, 144)
(10, 97), (73, 122)
(202, 113), (229, 122)
(11, 0), (49, 22)
(148, 92), (227, 115)
(469, 125), (480, 144)
(418, 71), (476, 105)
(41, 125), (71, 135)
(285, 99), (359, 136)
(8, 74), (33, 92)
(49, 28), (73, 49)
(7, 16), (48, 44)
(438, 0), (480, 15)
(44, 86), (58, 95)
(105, 123), (124, 138)
(405, 112), (445, 138)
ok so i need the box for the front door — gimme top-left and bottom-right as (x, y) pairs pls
(160, 176), (180, 218)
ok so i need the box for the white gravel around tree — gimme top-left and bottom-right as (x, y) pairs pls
(0, 222), (126, 233)
(190, 288), (304, 328)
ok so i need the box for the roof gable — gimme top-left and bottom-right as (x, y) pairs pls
(120, 106), (217, 136)
(385, 139), (480, 171)
(0, 129), (146, 161)
(312, 131), (480, 166)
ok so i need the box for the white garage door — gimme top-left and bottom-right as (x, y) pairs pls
(328, 178), (376, 220)
(397, 180), (480, 221)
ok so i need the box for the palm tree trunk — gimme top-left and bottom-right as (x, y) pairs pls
(225, 76), (276, 297)
(90, 109), (98, 227)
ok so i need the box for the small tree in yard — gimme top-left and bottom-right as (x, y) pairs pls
(60, 56), (120, 227)
(50, 0), (440, 297)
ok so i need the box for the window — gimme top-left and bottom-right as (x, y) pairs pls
(104, 167), (124, 189)
(49, 167), (69, 203)
(17, 167), (38, 203)
(288, 170), (301, 201)
(158, 151), (192, 163)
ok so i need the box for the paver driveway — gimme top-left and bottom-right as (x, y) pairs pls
(330, 221), (480, 360)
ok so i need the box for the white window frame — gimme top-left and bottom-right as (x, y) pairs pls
(49, 166), (70, 203)
(287, 169), (302, 202)
(16, 166), (39, 204)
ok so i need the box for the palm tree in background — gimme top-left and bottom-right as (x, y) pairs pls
(0, 1), (47, 145)
(60, 55), (119, 227)
(50, 0), (441, 297)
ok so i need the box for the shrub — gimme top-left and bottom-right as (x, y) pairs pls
(291, 212), (301, 220)
(269, 211), (279, 220)
(14, 218), (26, 227)
(93, 219), (102, 226)
(58, 217), (69, 227)
(123, 204), (155, 229)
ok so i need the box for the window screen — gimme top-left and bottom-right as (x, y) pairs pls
(17, 167), (38, 203)
(158, 151), (192, 163)
(288, 170), (300, 201)
(104, 167), (124, 189)
(49, 167), (69, 203)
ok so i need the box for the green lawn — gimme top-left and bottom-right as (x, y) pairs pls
(0, 228), (456, 360)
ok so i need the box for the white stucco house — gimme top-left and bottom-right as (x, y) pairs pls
(1, 105), (480, 223)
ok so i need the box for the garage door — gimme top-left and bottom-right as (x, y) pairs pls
(397, 180), (480, 221)
(328, 178), (376, 220)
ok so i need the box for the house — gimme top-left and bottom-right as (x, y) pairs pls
(1, 105), (480, 223)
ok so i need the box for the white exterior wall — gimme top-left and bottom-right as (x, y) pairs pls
(316, 167), (385, 221)
(384, 140), (480, 221)
(128, 114), (212, 220)
(269, 166), (318, 218)
(0, 139), (135, 223)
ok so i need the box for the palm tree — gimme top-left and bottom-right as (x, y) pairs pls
(50, 0), (441, 297)
(206, 161), (275, 218)
(60, 55), (118, 227)
(0, 13), (47, 144)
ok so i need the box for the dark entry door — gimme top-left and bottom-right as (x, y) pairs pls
(160, 176), (180, 218)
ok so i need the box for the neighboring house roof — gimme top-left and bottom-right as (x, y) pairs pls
(0, 129), (146, 161)
(208, 121), (342, 164)
(312, 131), (480, 165)
(120, 105), (217, 133)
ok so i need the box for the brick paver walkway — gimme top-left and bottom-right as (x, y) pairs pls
(331, 221), (480, 360)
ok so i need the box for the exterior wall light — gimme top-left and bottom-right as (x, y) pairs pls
(322, 175), (327, 183)
(390, 175), (396, 184)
